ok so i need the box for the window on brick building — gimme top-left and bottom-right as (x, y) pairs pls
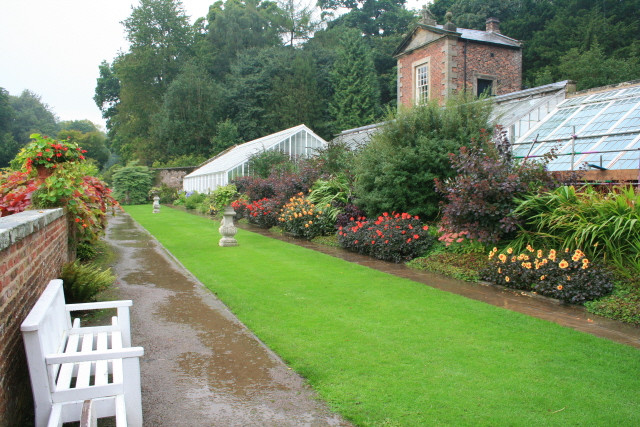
(477, 79), (494, 97)
(416, 65), (429, 104)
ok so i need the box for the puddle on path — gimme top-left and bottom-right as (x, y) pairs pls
(104, 213), (351, 427)
(235, 221), (640, 349)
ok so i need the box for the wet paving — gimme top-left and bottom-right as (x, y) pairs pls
(235, 221), (640, 350)
(104, 212), (352, 427)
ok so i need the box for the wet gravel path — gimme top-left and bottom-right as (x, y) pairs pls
(104, 212), (352, 427)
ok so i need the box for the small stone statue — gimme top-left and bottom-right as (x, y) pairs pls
(152, 195), (160, 213)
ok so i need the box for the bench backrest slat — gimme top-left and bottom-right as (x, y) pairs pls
(21, 280), (72, 416)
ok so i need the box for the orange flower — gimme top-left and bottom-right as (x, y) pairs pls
(505, 276), (510, 282)
(557, 285), (563, 290)
(572, 254), (581, 261)
(540, 275), (546, 280)
(498, 254), (507, 263)
(507, 247), (513, 254)
(526, 244), (534, 252)
(559, 260), (569, 269)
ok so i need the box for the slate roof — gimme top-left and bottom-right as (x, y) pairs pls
(394, 23), (521, 57)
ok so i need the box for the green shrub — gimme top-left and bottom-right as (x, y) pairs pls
(353, 93), (493, 220)
(482, 246), (614, 304)
(407, 252), (486, 282)
(112, 162), (154, 204)
(585, 288), (640, 326)
(308, 174), (352, 220)
(76, 242), (99, 261)
(60, 260), (115, 303)
(150, 184), (178, 204)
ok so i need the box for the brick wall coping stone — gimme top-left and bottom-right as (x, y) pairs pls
(0, 209), (64, 252)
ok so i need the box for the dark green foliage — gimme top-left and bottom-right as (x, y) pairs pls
(9, 90), (59, 146)
(482, 247), (614, 304)
(308, 140), (357, 177)
(151, 154), (208, 168)
(430, 0), (640, 90)
(585, 288), (640, 326)
(76, 242), (99, 261)
(205, 0), (283, 80)
(247, 149), (294, 178)
(329, 28), (380, 132)
(337, 212), (434, 262)
(435, 127), (561, 243)
(353, 94), (493, 220)
(112, 163), (154, 204)
(150, 61), (225, 159)
(211, 119), (241, 156)
(0, 87), (19, 168)
(406, 252), (485, 282)
(60, 260), (115, 303)
(319, 0), (415, 37)
(150, 184), (179, 204)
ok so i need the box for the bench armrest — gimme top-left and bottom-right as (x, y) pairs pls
(66, 300), (133, 312)
(45, 347), (144, 365)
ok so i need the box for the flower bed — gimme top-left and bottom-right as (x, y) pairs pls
(278, 193), (334, 239)
(482, 246), (614, 304)
(337, 212), (434, 262)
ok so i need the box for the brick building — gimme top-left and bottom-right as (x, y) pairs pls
(394, 9), (522, 106)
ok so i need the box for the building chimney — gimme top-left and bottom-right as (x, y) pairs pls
(486, 17), (500, 33)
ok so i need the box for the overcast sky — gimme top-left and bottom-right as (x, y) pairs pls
(0, 0), (423, 131)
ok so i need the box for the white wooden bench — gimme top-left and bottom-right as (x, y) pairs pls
(21, 279), (144, 427)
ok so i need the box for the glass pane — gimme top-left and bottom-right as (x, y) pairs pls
(579, 134), (637, 168)
(616, 103), (640, 132)
(552, 103), (607, 138)
(547, 137), (601, 170)
(531, 106), (580, 141)
(582, 97), (640, 135)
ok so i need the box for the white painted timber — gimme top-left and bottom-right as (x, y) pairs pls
(21, 279), (143, 427)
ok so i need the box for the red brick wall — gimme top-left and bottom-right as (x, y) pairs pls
(0, 209), (70, 427)
(397, 37), (521, 107)
(461, 42), (522, 96)
(398, 42), (447, 108)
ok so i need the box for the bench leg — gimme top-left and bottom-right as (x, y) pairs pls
(123, 357), (143, 427)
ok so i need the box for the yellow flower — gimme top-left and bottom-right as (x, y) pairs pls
(565, 248), (570, 253)
(505, 276), (510, 282)
(526, 244), (534, 252)
(566, 275), (571, 281)
(498, 254), (507, 263)
(518, 254), (525, 261)
(557, 285), (563, 290)
(537, 250), (543, 258)
(558, 259), (569, 269)
(511, 256), (517, 263)
(507, 247), (513, 254)
(493, 247), (498, 252)
(309, 221), (313, 225)
(549, 249), (557, 256)
(498, 268), (502, 274)
(540, 275), (546, 280)
(305, 224), (309, 228)
(572, 254), (581, 261)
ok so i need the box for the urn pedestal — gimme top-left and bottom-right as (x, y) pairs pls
(35, 166), (53, 184)
(219, 205), (238, 247)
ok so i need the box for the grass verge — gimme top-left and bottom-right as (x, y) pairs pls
(125, 205), (640, 427)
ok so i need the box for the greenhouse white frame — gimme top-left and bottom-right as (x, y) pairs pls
(183, 124), (327, 193)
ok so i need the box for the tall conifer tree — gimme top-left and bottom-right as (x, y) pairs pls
(329, 28), (380, 132)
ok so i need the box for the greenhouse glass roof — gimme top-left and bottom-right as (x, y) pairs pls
(186, 124), (326, 178)
(513, 82), (640, 171)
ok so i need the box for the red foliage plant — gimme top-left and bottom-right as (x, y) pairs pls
(0, 171), (37, 217)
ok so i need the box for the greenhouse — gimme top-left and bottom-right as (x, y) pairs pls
(183, 124), (327, 193)
(512, 80), (640, 175)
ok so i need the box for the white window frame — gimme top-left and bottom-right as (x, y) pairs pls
(412, 57), (430, 105)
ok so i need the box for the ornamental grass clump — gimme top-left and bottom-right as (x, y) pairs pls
(482, 246), (614, 304)
(337, 212), (434, 262)
(278, 193), (334, 239)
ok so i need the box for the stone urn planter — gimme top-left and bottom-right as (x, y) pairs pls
(219, 204), (238, 247)
(152, 195), (161, 213)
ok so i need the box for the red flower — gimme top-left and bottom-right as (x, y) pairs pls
(45, 148), (51, 152)
(401, 230), (406, 234)
(384, 240), (388, 244)
(422, 225), (429, 231)
(354, 240), (358, 244)
(81, 150), (87, 153)
(56, 153), (62, 157)
(406, 238), (412, 243)
(371, 241), (375, 245)
(75, 218), (81, 222)
(37, 152), (43, 156)
(413, 234), (419, 239)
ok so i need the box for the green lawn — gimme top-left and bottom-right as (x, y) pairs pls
(125, 205), (640, 427)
